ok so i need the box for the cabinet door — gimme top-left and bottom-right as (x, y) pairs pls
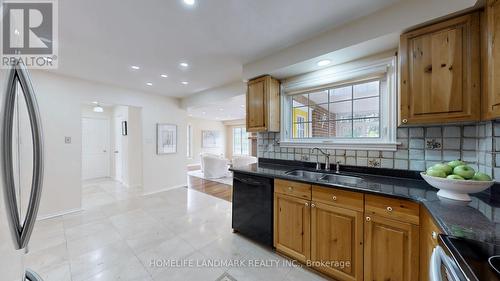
(274, 193), (310, 263)
(399, 13), (480, 125)
(364, 214), (419, 281)
(484, 0), (500, 119)
(247, 77), (267, 131)
(311, 202), (363, 281)
(419, 207), (442, 281)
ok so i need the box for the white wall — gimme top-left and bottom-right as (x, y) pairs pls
(187, 117), (226, 165)
(27, 71), (187, 218)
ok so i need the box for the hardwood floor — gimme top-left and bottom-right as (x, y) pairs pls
(187, 175), (232, 202)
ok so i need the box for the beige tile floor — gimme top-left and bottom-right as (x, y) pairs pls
(25, 179), (330, 281)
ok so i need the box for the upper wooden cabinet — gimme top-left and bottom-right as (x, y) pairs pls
(399, 13), (480, 125)
(483, 1), (500, 119)
(246, 75), (280, 132)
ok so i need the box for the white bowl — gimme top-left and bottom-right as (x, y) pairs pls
(420, 172), (494, 201)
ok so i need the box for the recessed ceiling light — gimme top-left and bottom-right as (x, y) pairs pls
(183, 0), (195, 6)
(160, 74), (168, 78)
(179, 62), (189, 68)
(181, 81), (189, 85)
(146, 82), (153, 86)
(317, 60), (331, 67)
(130, 65), (140, 70)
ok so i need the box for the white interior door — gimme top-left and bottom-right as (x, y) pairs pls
(114, 116), (123, 182)
(82, 117), (110, 180)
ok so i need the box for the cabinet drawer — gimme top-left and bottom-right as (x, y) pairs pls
(312, 185), (363, 212)
(365, 194), (420, 225)
(275, 179), (311, 200)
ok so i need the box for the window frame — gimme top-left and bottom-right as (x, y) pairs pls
(232, 126), (250, 155)
(186, 123), (193, 158)
(280, 56), (398, 151)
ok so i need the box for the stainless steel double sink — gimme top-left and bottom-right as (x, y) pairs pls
(285, 169), (363, 185)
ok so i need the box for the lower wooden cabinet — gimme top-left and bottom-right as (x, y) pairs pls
(364, 214), (420, 281)
(311, 202), (364, 281)
(419, 206), (443, 281)
(273, 180), (422, 281)
(274, 192), (310, 263)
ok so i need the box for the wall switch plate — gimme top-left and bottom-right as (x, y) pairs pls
(65, 137), (71, 144)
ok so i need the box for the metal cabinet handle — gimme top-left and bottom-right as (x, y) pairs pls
(402, 119), (408, 124)
(1, 60), (44, 249)
(305, 202), (309, 207)
(288, 186), (293, 191)
(332, 195), (337, 201)
(311, 203), (316, 208)
(366, 217), (371, 221)
(386, 206), (393, 212)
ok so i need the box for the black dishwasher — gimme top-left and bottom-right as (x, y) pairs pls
(232, 172), (274, 247)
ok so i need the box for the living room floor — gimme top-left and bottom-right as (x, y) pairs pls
(24, 179), (329, 281)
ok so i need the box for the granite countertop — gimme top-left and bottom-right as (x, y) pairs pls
(230, 162), (500, 245)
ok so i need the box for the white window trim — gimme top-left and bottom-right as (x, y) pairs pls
(280, 56), (399, 151)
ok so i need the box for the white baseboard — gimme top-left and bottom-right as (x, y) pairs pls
(37, 208), (82, 221)
(143, 184), (186, 196)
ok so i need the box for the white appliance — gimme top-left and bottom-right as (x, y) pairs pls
(0, 61), (44, 281)
(430, 246), (464, 281)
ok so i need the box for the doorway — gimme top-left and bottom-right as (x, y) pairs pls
(81, 117), (110, 180)
(113, 115), (123, 182)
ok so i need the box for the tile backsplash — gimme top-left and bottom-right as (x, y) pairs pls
(257, 121), (500, 181)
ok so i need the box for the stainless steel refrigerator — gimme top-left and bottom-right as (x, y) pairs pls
(0, 61), (44, 281)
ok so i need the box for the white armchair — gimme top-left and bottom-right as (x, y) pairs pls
(201, 154), (229, 179)
(200, 152), (223, 172)
(232, 155), (257, 169)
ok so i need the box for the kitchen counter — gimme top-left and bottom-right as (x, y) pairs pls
(230, 161), (500, 245)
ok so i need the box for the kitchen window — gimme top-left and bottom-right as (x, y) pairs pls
(280, 55), (398, 151)
(233, 127), (249, 155)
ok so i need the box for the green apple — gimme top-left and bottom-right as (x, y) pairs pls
(453, 165), (475, 179)
(426, 168), (447, 178)
(431, 163), (453, 175)
(448, 160), (466, 169)
(447, 174), (465, 180)
(472, 172), (492, 181)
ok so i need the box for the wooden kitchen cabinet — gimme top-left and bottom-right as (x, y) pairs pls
(273, 180), (424, 281)
(274, 192), (310, 263)
(310, 201), (364, 281)
(364, 214), (420, 281)
(419, 206), (443, 281)
(399, 13), (480, 125)
(483, 1), (500, 119)
(246, 75), (280, 132)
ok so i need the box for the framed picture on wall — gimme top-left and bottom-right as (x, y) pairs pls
(157, 123), (177, 154)
(202, 130), (221, 148)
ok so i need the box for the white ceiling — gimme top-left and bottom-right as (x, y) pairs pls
(187, 94), (245, 121)
(52, 0), (401, 98)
